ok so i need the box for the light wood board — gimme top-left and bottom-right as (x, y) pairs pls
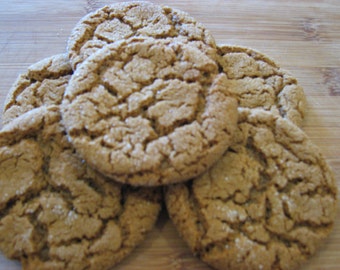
(0, 0), (340, 269)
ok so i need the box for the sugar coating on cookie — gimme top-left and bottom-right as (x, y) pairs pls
(2, 54), (72, 126)
(62, 37), (237, 186)
(165, 108), (337, 270)
(67, 1), (216, 69)
(218, 45), (307, 126)
(0, 106), (161, 270)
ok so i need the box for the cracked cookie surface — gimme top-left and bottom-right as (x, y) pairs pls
(67, 1), (216, 69)
(0, 106), (162, 270)
(62, 37), (238, 186)
(218, 45), (307, 126)
(2, 54), (72, 126)
(165, 108), (337, 270)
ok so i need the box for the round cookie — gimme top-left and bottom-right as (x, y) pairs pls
(2, 53), (72, 126)
(218, 45), (307, 126)
(0, 106), (162, 270)
(165, 108), (337, 270)
(62, 37), (238, 186)
(67, 1), (216, 69)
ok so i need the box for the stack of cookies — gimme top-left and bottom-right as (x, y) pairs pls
(0, 2), (337, 270)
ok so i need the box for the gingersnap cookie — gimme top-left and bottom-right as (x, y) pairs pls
(67, 1), (216, 69)
(165, 108), (337, 270)
(61, 37), (238, 186)
(2, 53), (72, 126)
(0, 106), (162, 270)
(218, 45), (307, 126)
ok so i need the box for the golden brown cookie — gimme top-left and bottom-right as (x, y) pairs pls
(165, 108), (337, 270)
(0, 106), (162, 270)
(61, 37), (238, 186)
(67, 1), (216, 69)
(218, 45), (307, 126)
(2, 53), (72, 126)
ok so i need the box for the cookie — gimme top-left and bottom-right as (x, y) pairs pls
(0, 106), (162, 270)
(165, 108), (337, 270)
(218, 45), (307, 126)
(67, 1), (216, 69)
(61, 37), (238, 186)
(2, 53), (72, 126)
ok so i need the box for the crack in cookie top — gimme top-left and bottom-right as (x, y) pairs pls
(2, 53), (72, 126)
(0, 106), (162, 270)
(62, 37), (238, 186)
(67, 1), (216, 69)
(165, 108), (337, 270)
(217, 45), (307, 127)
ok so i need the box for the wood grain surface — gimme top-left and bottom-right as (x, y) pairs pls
(0, 0), (340, 269)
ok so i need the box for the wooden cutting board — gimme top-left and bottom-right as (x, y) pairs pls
(0, 0), (339, 269)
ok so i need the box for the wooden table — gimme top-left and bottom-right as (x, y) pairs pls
(0, 0), (339, 269)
